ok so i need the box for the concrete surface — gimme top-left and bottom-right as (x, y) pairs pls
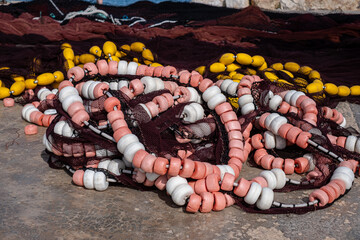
(0, 102), (360, 240)
(192, 0), (360, 12)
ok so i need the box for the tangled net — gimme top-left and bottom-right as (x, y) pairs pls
(14, 39), (360, 215)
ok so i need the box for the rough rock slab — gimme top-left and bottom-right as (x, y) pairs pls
(225, 0), (250, 9)
(279, 0), (360, 11)
(191, 0), (225, 7)
(251, 0), (281, 10)
(192, 0), (250, 9)
(191, 0), (360, 12)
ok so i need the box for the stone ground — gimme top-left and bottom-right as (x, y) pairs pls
(191, 0), (360, 12)
(0, 102), (360, 240)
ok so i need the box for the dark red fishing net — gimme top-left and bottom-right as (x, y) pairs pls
(1, 1), (360, 90)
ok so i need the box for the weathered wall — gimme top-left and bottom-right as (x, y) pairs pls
(191, 0), (360, 11)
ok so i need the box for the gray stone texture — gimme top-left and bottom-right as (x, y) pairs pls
(192, 0), (225, 7)
(251, 0), (281, 10)
(279, 0), (360, 11)
(225, 0), (250, 9)
(192, 0), (250, 8)
(191, 0), (360, 11)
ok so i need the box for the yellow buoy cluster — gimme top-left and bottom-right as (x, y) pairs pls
(262, 63), (298, 87)
(192, 52), (360, 104)
(63, 41), (163, 72)
(263, 62), (360, 97)
(0, 41), (160, 100)
(61, 43), (76, 71)
(262, 62), (326, 100)
(0, 71), (64, 99)
(2, 44), (359, 101)
(194, 52), (267, 108)
(195, 52), (267, 81)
